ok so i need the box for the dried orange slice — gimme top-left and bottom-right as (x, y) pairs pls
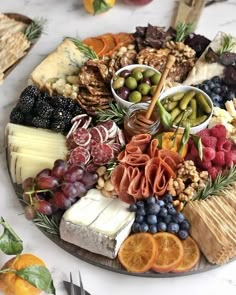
(83, 37), (107, 57)
(152, 232), (184, 273)
(172, 237), (200, 273)
(118, 233), (158, 273)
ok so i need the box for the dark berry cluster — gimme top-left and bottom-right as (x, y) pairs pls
(10, 85), (85, 133)
(194, 76), (235, 109)
(129, 194), (190, 240)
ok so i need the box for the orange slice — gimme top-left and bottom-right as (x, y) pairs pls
(83, 37), (107, 57)
(101, 33), (117, 56)
(172, 237), (200, 273)
(152, 232), (184, 273)
(118, 233), (158, 273)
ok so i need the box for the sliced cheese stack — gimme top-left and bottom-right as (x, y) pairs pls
(184, 32), (236, 85)
(60, 189), (135, 259)
(5, 123), (68, 184)
(183, 192), (236, 265)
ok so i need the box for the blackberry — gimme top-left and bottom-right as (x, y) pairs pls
(10, 107), (24, 124)
(50, 96), (68, 108)
(20, 85), (40, 99)
(72, 104), (84, 117)
(32, 116), (50, 128)
(52, 108), (73, 121)
(51, 120), (66, 133)
(67, 98), (77, 111)
(40, 91), (51, 101)
(17, 95), (35, 114)
(24, 113), (35, 126)
(37, 103), (54, 119)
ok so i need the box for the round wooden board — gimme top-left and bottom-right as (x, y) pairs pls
(10, 177), (235, 278)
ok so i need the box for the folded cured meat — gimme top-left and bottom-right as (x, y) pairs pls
(59, 189), (135, 259)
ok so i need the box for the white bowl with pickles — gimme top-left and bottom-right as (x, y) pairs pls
(159, 85), (213, 134)
(111, 64), (163, 109)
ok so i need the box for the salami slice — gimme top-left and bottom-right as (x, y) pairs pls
(117, 129), (126, 146)
(71, 114), (88, 124)
(69, 146), (90, 165)
(66, 121), (79, 139)
(86, 161), (99, 173)
(82, 116), (92, 129)
(66, 135), (77, 150)
(125, 153), (150, 166)
(97, 125), (109, 142)
(73, 128), (91, 146)
(89, 127), (103, 143)
(91, 143), (114, 165)
(111, 143), (121, 153)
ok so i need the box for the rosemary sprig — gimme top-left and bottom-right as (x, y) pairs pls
(24, 18), (46, 43)
(106, 160), (119, 177)
(193, 164), (236, 201)
(218, 34), (236, 55)
(33, 213), (60, 235)
(68, 37), (98, 59)
(175, 22), (194, 43)
(96, 103), (126, 126)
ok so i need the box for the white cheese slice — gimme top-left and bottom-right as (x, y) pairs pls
(60, 189), (135, 259)
(184, 31), (236, 85)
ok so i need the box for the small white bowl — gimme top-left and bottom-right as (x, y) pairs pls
(159, 85), (213, 134)
(111, 64), (163, 110)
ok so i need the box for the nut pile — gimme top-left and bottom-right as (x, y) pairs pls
(167, 160), (208, 206)
(96, 166), (118, 198)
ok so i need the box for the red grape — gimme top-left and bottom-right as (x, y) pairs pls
(51, 191), (71, 210)
(24, 205), (37, 220)
(37, 176), (59, 189)
(54, 159), (66, 167)
(51, 165), (66, 179)
(74, 181), (87, 197)
(22, 177), (34, 191)
(61, 182), (78, 199)
(80, 172), (98, 189)
(22, 192), (31, 203)
(34, 200), (53, 215)
(64, 165), (84, 183)
(36, 168), (51, 180)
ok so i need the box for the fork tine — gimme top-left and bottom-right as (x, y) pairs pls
(79, 271), (86, 295)
(70, 272), (76, 295)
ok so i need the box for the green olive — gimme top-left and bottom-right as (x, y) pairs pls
(112, 77), (125, 90)
(150, 73), (161, 85)
(149, 85), (157, 96)
(132, 67), (145, 74)
(131, 71), (143, 81)
(125, 77), (138, 90)
(143, 69), (156, 78)
(138, 83), (151, 95)
(128, 91), (142, 103)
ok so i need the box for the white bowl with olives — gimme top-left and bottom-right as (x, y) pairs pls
(111, 64), (163, 109)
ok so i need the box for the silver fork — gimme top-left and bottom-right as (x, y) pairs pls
(69, 271), (86, 295)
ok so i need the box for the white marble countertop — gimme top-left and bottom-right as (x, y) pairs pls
(0, 0), (236, 294)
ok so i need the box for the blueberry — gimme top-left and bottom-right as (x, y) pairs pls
(149, 224), (158, 234)
(147, 214), (157, 225)
(213, 101), (221, 108)
(221, 85), (229, 94)
(213, 87), (221, 94)
(163, 194), (173, 203)
(147, 203), (160, 214)
(211, 94), (222, 103)
(146, 196), (156, 205)
(157, 222), (167, 232)
(165, 203), (174, 210)
(214, 83), (222, 88)
(201, 84), (209, 92)
(168, 207), (177, 216)
(135, 215), (144, 223)
(136, 201), (145, 208)
(180, 220), (190, 231)
(167, 222), (180, 234)
(178, 230), (189, 240)
(204, 79), (210, 85)
(156, 200), (165, 207)
(173, 212), (185, 224)
(208, 82), (216, 89)
(140, 222), (149, 232)
(163, 215), (172, 224)
(129, 204), (137, 212)
(226, 91), (235, 100)
(156, 216), (163, 223)
(159, 208), (168, 217)
(131, 222), (140, 233)
(212, 76), (221, 84)
(137, 208), (146, 216)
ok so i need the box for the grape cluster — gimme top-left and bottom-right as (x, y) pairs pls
(22, 159), (98, 220)
(129, 194), (190, 240)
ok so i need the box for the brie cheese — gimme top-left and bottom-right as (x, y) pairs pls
(60, 189), (135, 259)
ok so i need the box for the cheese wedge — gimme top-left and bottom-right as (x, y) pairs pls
(60, 189), (135, 259)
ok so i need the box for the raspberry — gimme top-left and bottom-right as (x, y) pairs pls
(185, 153), (196, 162)
(208, 167), (220, 180)
(203, 147), (216, 162)
(190, 145), (199, 157)
(225, 151), (236, 167)
(197, 129), (211, 138)
(212, 151), (225, 166)
(216, 138), (232, 152)
(199, 161), (212, 170)
(201, 136), (217, 148)
(210, 124), (227, 138)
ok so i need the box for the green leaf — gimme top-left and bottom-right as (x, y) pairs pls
(178, 123), (190, 155)
(16, 265), (55, 294)
(175, 22), (194, 42)
(217, 34), (236, 55)
(0, 217), (23, 255)
(155, 133), (163, 148)
(24, 18), (46, 43)
(156, 100), (173, 129)
(68, 37), (98, 59)
(93, 0), (111, 15)
(192, 134), (203, 160)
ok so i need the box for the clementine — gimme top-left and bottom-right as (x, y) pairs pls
(83, 0), (116, 15)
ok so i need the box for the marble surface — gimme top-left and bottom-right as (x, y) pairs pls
(0, 0), (236, 294)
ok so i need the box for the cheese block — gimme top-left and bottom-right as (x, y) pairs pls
(184, 31), (236, 85)
(30, 38), (89, 91)
(60, 189), (135, 259)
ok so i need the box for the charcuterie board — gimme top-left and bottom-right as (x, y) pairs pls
(6, 23), (236, 277)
